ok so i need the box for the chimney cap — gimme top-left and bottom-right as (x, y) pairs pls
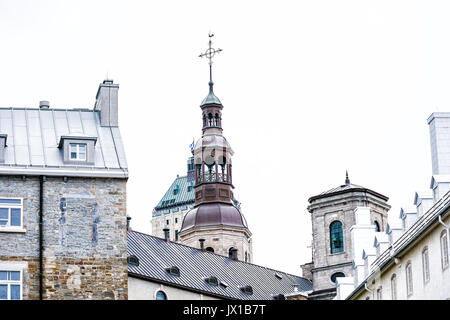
(39, 101), (50, 109)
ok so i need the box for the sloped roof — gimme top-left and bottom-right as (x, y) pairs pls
(154, 175), (195, 211)
(308, 183), (389, 203)
(0, 107), (127, 178)
(127, 230), (312, 300)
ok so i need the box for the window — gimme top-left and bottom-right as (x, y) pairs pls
(376, 286), (382, 300)
(175, 218), (178, 224)
(69, 143), (87, 161)
(0, 198), (23, 229)
(187, 185), (193, 192)
(330, 272), (345, 284)
(155, 290), (167, 300)
(330, 221), (344, 254)
(391, 274), (397, 300)
(240, 285), (253, 295)
(166, 220), (169, 225)
(406, 262), (413, 296)
(206, 247), (214, 253)
(374, 221), (380, 232)
(173, 185), (180, 195)
(205, 276), (219, 286)
(441, 230), (449, 270)
(422, 247), (430, 283)
(175, 230), (179, 241)
(0, 270), (21, 300)
(127, 255), (139, 267)
(166, 266), (180, 277)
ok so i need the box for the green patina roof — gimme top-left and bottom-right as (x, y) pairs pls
(154, 175), (195, 211)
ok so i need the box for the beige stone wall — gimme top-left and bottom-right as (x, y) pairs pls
(151, 208), (190, 241)
(128, 276), (219, 300)
(180, 226), (253, 263)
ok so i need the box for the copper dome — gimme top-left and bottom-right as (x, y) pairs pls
(180, 203), (248, 232)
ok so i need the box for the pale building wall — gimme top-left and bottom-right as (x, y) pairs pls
(353, 213), (450, 300)
(151, 207), (192, 241)
(128, 276), (219, 300)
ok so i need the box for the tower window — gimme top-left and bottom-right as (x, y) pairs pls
(374, 221), (380, 232)
(330, 272), (345, 284)
(175, 230), (179, 241)
(173, 185), (180, 195)
(205, 247), (215, 253)
(330, 221), (344, 254)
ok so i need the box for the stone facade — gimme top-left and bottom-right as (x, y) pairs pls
(152, 206), (192, 242)
(305, 185), (390, 299)
(0, 175), (128, 300)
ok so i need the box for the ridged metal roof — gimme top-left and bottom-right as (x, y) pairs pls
(154, 175), (195, 212)
(0, 107), (127, 178)
(127, 230), (312, 300)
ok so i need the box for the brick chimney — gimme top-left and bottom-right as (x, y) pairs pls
(94, 79), (119, 127)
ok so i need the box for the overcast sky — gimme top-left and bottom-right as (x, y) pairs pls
(1, 0), (449, 275)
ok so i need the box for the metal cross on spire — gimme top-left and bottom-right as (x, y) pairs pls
(199, 33), (223, 83)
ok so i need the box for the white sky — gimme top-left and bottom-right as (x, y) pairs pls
(0, 0), (449, 275)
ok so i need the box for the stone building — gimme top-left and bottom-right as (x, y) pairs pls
(0, 80), (128, 300)
(335, 112), (450, 300)
(302, 172), (390, 299)
(127, 229), (311, 300)
(178, 36), (253, 263)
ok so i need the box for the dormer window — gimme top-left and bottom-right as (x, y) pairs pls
(165, 266), (180, 277)
(127, 255), (139, 267)
(240, 285), (253, 295)
(58, 134), (97, 165)
(205, 276), (219, 286)
(70, 143), (87, 161)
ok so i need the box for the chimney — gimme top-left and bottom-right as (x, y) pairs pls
(94, 79), (119, 127)
(230, 248), (238, 261)
(163, 228), (170, 242)
(39, 101), (50, 109)
(126, 216), (131, 232)
(199, 238), (205, 251)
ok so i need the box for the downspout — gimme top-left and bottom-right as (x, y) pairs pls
(364, 282), (373, 299)
(39, 175), (44, 300)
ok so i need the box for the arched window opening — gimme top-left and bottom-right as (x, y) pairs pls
(203, 114), (207, 127)
(330, 221), (344, 254)
(330, 272), (345, 284)
(205, 247), (214, 253)
(422, 247), (430, 283)
(214, 113), (219, 126)
(155, 290), (167, 300)
(374, 221), (380, 232)
(245, 251), (248, 262)
(391, 274), (397, 300)
(208, 113), (213, 126)
(406, 262), (413, 296)
(229, 247), (237, 259)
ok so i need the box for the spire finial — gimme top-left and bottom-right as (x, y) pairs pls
(345, 170), (350, 185)
(199, 33), (223, 85)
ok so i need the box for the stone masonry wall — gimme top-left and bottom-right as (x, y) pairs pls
(0, 175), (128, 300)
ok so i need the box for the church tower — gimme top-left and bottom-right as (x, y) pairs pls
(179, 35), (252, 262)
(303, 173), (390, 299)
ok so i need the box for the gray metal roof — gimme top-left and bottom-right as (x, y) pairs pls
(127, 230), (312, 300)
(0, 107), (128, 178)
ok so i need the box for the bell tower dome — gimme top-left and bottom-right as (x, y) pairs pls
(179, 34), (252, 262)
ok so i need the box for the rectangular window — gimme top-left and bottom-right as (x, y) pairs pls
(391, 275), (397, 300)
(175, 230), (179, 241)
(0, 198), (23, 229)
(166, 220), (169, 225)
(0, 270), (21, 300)
(175, 218), (178, 223)
(69, 143), (87, 161)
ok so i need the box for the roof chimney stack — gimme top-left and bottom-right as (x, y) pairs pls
(39, 101), (50, 109)
(94, 79), (119, 127)
(199, 238), (205, 251)
(163, 227), (170, 242)
(126, 216), (131, 232)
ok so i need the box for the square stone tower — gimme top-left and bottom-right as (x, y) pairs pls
(302, 174), (390, 300)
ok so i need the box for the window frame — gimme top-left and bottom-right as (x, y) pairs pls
(422, 247), (430, 284)
(406, 262), (413, 297)
(0, 197), (24, 232)
(376, 286), (382, 300)
(330, 220), (344, 254)
(441, 230), (449, 270)
(69, 143), (87, 161)
(391, 274), (397, 300)
(0, 269), (22, 300)
(155, 290), (167, 300)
